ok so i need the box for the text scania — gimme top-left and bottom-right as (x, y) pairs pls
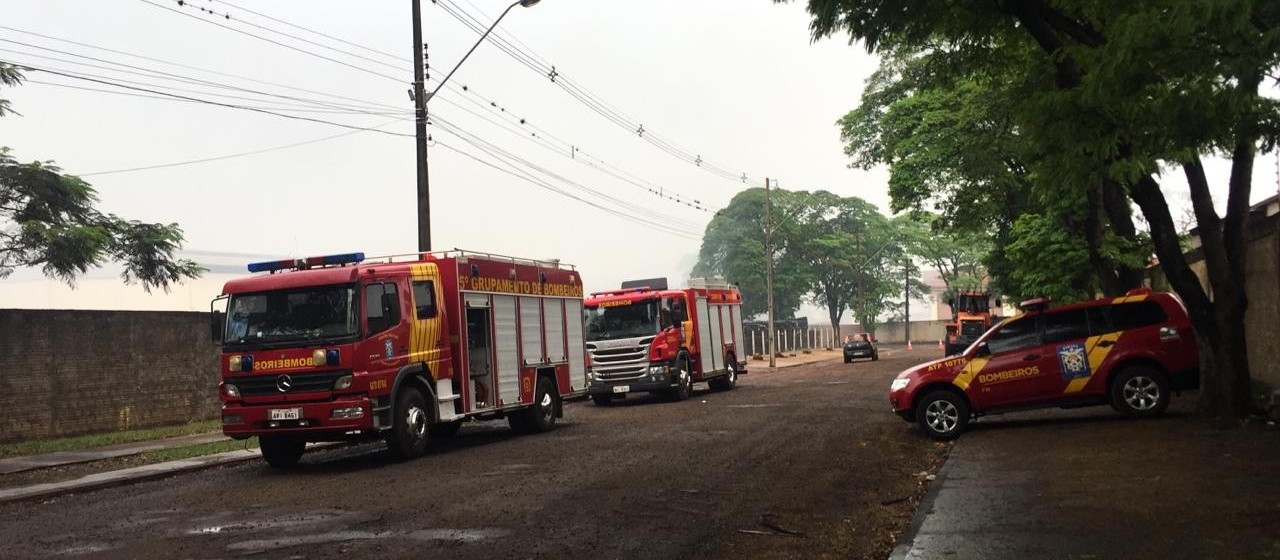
(977, 366), (1041, 385)
(254, 357), (318, 371)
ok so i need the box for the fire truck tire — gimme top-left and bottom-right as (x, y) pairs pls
(591, 394), (613, 406)
(1110, 366), (1170, 418)
(709, 361), (738, 391)
(386, 387), (430, 460)
(916, 390), (969, 440)
(258, 436), (305, 469)
(429, 420), (462, 438)
(511, 376), (558, 433)
(668, 357), (693, 401)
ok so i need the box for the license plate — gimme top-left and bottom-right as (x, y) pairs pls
(270, 408), (301, 421)
(612, 385), (630, 394)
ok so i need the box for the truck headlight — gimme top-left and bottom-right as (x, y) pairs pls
(224, 383), (241, 398)
(648, 366), (667, 378)
(334, 374), (353, 390)
(890, 378), (909, 392)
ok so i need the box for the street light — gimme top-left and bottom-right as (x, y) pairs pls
(412, 0), (541, 252)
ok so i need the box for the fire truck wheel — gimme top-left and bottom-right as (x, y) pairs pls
(709, 362), (737, 391)
(591, 394), (612, 406)
(916, 390), (969, 440)
(258, 435), (305, 469)
(386, 387), (430, 460)
(429, 420), (462, 438)
(512, 376), (558, 433)
(668, 357), (693, 401)
(1110, 366), (1170, 418)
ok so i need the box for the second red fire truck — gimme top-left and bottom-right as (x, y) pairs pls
(583, 277), (748, 404)
(212, 250), (587, 468)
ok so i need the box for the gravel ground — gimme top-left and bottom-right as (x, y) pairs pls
(0, 353), (947, 560)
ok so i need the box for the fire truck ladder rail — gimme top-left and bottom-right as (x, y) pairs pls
(361, 249), (575, 270)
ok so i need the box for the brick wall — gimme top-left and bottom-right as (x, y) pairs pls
(0, 310), (220, 443)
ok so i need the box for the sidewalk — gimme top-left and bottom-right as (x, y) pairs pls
(0, 432), (228, 475)
(0, 432), (264, 504)
(891, 400), (1280, 560)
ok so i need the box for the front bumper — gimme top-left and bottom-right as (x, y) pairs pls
(221, 396), (376, 440)
(844, 347), (874, 358)
(588, 376), (679, 396)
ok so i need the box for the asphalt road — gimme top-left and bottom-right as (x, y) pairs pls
(0, 352), (947, 560)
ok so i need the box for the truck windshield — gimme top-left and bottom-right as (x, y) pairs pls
(584, 300), (660, 341)
(224, 284), (359, 348)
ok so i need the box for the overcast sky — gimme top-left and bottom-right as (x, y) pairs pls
(1, 0), (1276, 318)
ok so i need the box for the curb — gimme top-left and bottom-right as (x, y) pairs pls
(888, 456), (953, 560)
(0, 448), (264, 504)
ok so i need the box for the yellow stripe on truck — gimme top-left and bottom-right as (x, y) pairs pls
(409, 262), (442, 381)
(952, 357), (992, 390)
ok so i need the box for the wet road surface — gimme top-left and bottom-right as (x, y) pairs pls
(0, 352), (946, 560)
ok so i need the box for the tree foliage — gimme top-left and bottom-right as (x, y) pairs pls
(785, 0), (1280, 416)
(694, 187), (907, 330)
(0, 63), (201, 291)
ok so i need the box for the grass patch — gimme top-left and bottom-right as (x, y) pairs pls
(141, 439), (259, 463)
(0, 420), (222, 458)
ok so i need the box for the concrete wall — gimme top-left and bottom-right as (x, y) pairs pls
(1149, 210), (1280, 390)
(0, 310), (220, 443)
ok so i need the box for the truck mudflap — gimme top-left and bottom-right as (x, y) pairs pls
(221, 396), (376, 440)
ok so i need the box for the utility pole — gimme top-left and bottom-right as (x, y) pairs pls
(765, 178), (776, 368)
(904, 254), (911, 345)
(412, 0), (431, 252)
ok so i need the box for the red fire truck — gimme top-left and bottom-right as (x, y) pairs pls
(211, 250), (588, 468)
(583, 277), (747, 405)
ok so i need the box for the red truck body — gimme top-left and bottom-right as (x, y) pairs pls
(213, 250), (587, 466)
(582, 277), (748, 403)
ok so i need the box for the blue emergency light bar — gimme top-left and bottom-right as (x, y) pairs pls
(247, 252), (365, 273)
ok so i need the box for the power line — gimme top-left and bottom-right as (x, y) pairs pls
(432, 116), (704, 232)
(9, 62), (414, 137)
(211, 0), (410, 63)
(433, 138), (701, 241)
(0, 47), (406, 115)
(432, 0), (763, 188)
(78, 117), (410, 176)
(135, 0), (406, 84)
(0, 25), (408, 113)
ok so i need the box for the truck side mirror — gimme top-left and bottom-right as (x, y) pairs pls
(210, 310), (224, 344)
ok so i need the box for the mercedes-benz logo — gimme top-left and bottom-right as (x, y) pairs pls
(276, 374), (293, 393)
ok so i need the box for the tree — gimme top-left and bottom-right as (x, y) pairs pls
(787, 0), (1280, 416)
(838, 45), (1148, 301)
(693, 188), (811, 319)
(793, 191), (892, 332)
(898, 212), (988, 294)
(0, 64), (200, 291)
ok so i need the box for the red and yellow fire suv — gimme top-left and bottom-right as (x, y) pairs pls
(583, 277), (747, 404)
(212, 250), (587, 468)
(889, 288), (1199, 440)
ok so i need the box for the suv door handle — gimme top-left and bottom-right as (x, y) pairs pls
(1097, 340), (1115, 348)
(1022, 354), (1040, 362)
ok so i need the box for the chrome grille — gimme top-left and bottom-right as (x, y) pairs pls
(227, 371), (347, 397)
(586, 336), (654, 382)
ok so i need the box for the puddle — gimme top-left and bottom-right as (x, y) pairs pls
(186, 510), (358, 536)
(55, 544), (115, 556)
(227, 528), (509, 554)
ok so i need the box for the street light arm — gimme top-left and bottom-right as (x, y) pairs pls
(427, 0), (525, 103)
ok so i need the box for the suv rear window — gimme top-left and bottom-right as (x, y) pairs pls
(1105, 301), (1169, 332)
